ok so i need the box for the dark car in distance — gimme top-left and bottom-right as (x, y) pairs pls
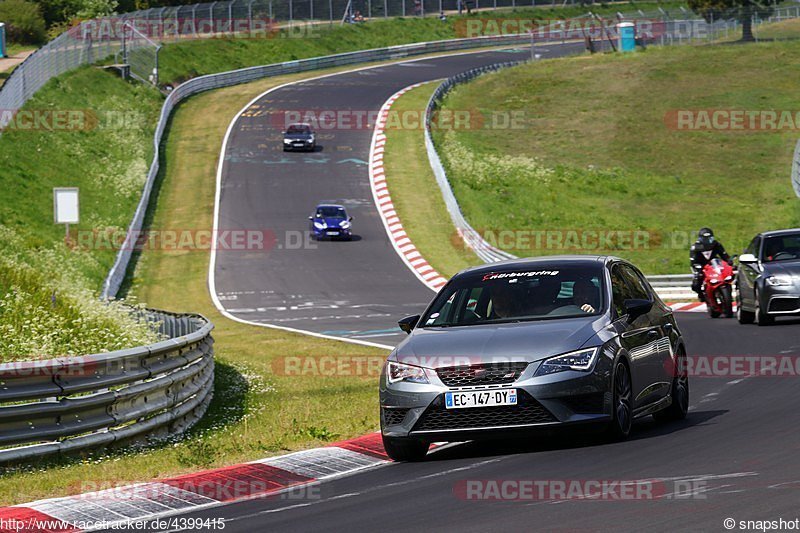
(283, 123), (316, 152)
(379, 255), (689, 461)
(736, 228), (800, 325)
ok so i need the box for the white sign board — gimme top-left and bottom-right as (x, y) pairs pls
(54, 187), (79, 224)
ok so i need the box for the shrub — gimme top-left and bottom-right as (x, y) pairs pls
(0, 0), (47, 44)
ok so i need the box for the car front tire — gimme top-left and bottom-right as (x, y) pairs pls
(755, 288), (774, 326)
(382, 435), (429, 462)
(736, 286), (755, 324)
(607, 360), (633, 441)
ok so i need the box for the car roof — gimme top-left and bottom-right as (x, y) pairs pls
(454, 255), (617, 278)
(315, 203), (346, 209)
(287, 123), (312, 128)
(757, 228), (800, 238)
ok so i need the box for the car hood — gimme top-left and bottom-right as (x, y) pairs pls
(313, 217), (347, 227)
(393, 316), (605, 369)
(763, 260), (800, 281)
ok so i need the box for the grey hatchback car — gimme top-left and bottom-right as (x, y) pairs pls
(736, 228), (800, 326)
(379, 256), (689, 461)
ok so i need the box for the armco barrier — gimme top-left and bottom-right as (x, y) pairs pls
(100, 31), (573, 299)
(423, 62), (699, 298)
(0, 309), (214, 464)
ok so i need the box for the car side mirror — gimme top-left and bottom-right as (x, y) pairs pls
(398, 314), (420, 334)
(624, 299), (652, 322)
(308, 216), (313, 221)
(349, 216), (353, 222)
(739, 253), (757, 264)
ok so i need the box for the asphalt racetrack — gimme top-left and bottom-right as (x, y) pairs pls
(196, 44), (800, 532)
(139, 313), (800, 532)
(211, 43), (587, 346)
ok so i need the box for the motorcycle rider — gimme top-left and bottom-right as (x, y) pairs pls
(690, 227), (731, 300)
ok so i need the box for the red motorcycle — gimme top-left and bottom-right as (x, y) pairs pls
(702, 258), (734, 318)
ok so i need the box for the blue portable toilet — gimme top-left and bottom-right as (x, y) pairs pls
(617, 21), (636, 52)
(0, 23), (5, 58)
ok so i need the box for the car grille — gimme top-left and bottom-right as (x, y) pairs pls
(768, 297), (800, 313)
(435, 362), (529, 387)
(382, 407), (410, 426)
(412, 390), (555, 432)
(559, 393), (606, 414)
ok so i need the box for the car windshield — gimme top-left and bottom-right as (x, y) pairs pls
(421, 264), (606, 327)
(762, 234), (800, 263)
(287, 125), (310, 134)
(317, 206), (346, 218)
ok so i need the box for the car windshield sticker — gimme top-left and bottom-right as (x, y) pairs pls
(482, 270), (560, 281)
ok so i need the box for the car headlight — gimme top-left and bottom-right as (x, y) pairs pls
(307, 136), (315, 142)
(535, 347), (600, 376)
(709, 278), (719, 284)
(766, 276), (792, 286)
(313, 221), (325, 229)
(283, 139), (292, 143)
(386, 361), (429, 384)
(724, 275), (733, 281)
(339, 221), (351, 229)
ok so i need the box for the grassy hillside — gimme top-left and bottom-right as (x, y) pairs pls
(435, 40), (800, 274)
(158, 2), (684, 84)
(0, 67), (163, 361)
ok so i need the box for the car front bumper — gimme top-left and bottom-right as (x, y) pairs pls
(380, 358), (613, 442)
(761, 283), (800, 315)
(312, 227), (352, 239)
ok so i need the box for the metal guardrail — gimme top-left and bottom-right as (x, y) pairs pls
(423, 62), (523, 264)
(0, 309), (214, 464)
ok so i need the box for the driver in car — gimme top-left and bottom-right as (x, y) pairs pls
(490, 283), (519, 319)
(572, 279), (600, 313)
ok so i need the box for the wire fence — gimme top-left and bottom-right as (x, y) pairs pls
(2, 2), (799, 129)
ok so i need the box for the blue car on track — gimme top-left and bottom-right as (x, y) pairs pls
(309, 204), (353, 240)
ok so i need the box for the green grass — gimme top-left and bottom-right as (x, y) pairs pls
(158, 1), (686, 84)
(0, 67), (164, 361)
(5, 44), (37, 57)
(432, 40), (800, 274)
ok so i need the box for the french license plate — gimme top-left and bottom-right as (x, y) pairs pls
(445, 389), (517, 409)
